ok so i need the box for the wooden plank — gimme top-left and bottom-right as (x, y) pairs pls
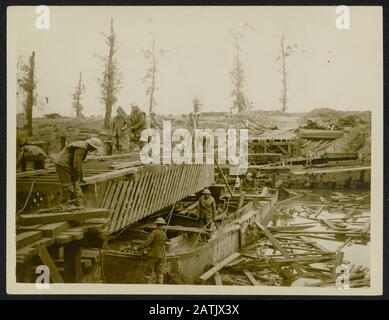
(109, 181), (129, 233)
(137, 173), (155, 221)
(112, 181), (131, 231)
(17, 168), (55, 178)
(121, 178), (140, 229)
(152, 171), (167, 214)
(37, 246), (64, 283)
(38, 222), (69, 237)
(268, 258), (294, 281)
(162, 169), (175, 209)
(17, 224), (43, 233)
(150, 171), (164, 214)
(19, 208), (110, 225)
(55, 233), (74, 245)
(215, 158), (233, 196)
(333, 251), (344, 274)
(254, 222), (303, 275)
(83, 167), (137, 184)
(17, 231), (42, 249)
(126, 175), (146, 225)
(132, 173), (151, 223)
(103, 181), (117, 209)
(108, 181), (124, 214)
(98, 181), (112, 207)
(114, 180), (134, 231)
(214, 272), (223, 285)
(109, 161), (143, 170)
(243, 269), (258, 285)
(143, 224), (210, 234)
(199, 252), (241, 282)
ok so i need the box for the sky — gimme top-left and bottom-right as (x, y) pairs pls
(9, 6), (382, 117)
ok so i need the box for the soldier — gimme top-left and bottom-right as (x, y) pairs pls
(54, 137), (103, 207)
(137, 217), (169, 284)
(111, 108), (129, 153)
(128, 104), (146, 149)
(198, 189), (217, 230)
(16, 138), (48, 172)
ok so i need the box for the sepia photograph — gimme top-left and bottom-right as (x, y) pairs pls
(6, 5), (383, 295)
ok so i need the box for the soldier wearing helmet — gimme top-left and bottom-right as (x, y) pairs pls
(54, 137), (103, 207)
(137, 217), (169, 284)
(198, 189), (217, 229)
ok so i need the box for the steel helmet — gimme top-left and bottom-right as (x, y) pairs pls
(203, 189), (211, 194)
(154, 217), (167, 225)
(87, 137), (103, 150)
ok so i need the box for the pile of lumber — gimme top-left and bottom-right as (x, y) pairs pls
(198, 207), (370, 288)
(16, 207), (110, 282)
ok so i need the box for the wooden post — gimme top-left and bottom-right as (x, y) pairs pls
(60, 136), (66, 150)
(63, 241), (82, 283)
(16, 261), (33, 283)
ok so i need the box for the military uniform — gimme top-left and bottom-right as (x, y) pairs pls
(138, 226), (168, 284)
(54, 141), (90, 206)
(111, 114), (129, 153)
(17, 145), (47, 172)
(198, 193), (217, 226)
(128, 107), (146, 148)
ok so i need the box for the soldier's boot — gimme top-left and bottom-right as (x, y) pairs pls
(73, 182), (85, 209)
(61, 185), (73, 204)
(157, 275), (164, 284)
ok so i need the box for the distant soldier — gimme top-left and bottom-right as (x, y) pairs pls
(137, 217), (169, 284)
(128, 104), (146, 149)
(111, 108), (129, 153)
(16, 138), (48, 172)
(198, 189), (217, 230)
(54, 137), (102, 207)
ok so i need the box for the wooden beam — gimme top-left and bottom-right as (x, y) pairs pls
(142, 224), (210, 235)
(214, 272), (223, 285)
(254, 222), (303, 275)
(83, 167), (138, 184)
(215, 157), (233, 196)
(63, 242), (82, 283)
(38, 246), (64, 283)
(243, 269), (258, 285)
(17, 231), (42, 249)
(199, 252), (241, 282)
(38, 222), (70, 237)
(19, 208), (110, 225)
(17, 168), (55, 178)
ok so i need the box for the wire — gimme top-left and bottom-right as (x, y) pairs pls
(17, 181), (36, 216)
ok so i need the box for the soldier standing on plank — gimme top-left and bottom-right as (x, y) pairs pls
(54, 137), (103, 207)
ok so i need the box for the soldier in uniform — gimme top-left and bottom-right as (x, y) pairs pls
(16, 138), (48, 172)
(54, 137), (103, 207)
(137, 217), (169, 284)
(128, 104), (146, 150)
(198, 189), (217, 230)
(111, 108), (129, 153)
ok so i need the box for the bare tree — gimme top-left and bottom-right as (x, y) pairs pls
(17, 51), (37, 136)
(143, 34), (167, 114)
(229, 23), (253, 114)
(98, 18), (121, 129)
(277, 34), (298, 112)
(192, 95), (202, 114)
(72, 72), (85, 118)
